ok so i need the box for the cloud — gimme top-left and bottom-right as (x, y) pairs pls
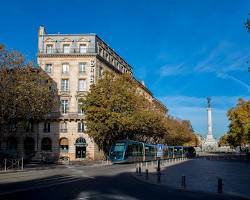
(158, 41), (250, 91)
(160, 63), (185, 76)
(216, 72), (250, 92)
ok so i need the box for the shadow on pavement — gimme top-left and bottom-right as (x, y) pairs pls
(133, 158), (250, 200)
(0, 170), (248, 200)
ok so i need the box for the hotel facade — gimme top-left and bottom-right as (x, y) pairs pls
(0, 26), (166, 161)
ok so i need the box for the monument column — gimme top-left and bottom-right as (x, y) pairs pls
(207, 97), (213, 140)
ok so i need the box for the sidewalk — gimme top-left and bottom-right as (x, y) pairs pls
(132, 158), (250, 199)
(0, 160), (111, 174)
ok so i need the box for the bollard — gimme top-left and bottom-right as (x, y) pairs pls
(157, 159), (161, 172)
(145, 169), (149, 180)
(181, 175), (186, 189)
(218, 178), (223, 193)
(138, 166), (141, 176)
(157, 171), (161, 183)
(4, 159), (7, 171)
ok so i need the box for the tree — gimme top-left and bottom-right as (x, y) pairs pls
(81, 71), (167, 154)
(227, 98), (250, 146)
(0, 44), (59, 136)
(163, 117), (194, 146)
(81, 71), (195, 155)
(219, 133), (229, 146)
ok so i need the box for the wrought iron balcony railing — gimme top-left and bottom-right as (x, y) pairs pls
(38, 48), (96, 54)
(46, 112), (85, 120)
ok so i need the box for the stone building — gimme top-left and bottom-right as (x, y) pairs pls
(0, 26), (167, 161)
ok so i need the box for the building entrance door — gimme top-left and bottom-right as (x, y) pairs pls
(76, 146), (86, 158)
(75, 137), (87, 159)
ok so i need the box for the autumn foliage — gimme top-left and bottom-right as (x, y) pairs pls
(0, 44), (59, 135)
(226, 98), (250, 146)
(81, 71), (194, 154)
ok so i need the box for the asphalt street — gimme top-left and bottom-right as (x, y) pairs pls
(0, 164), (248, 200)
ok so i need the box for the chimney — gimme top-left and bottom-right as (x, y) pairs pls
(38, 26), (46, 36)
(141, 80), (145, 86)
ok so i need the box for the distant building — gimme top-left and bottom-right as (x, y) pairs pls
(0, 26), (167, 161)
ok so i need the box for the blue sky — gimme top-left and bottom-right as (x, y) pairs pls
(1, 0), (250, 139)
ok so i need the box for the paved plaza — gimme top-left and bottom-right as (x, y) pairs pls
(0, 160), (248, 200)
(133, 158), (250, 199)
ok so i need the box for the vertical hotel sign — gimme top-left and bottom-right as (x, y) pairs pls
(90, 59), (95, 85)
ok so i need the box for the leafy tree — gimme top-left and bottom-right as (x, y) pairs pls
(219, 133), (229, 146)
(227, 98), (250, 146)
(163, 117), (194, 146)
(0, 44), (59, 136)
(81, 71), (167, 154)
(81, 71), (195, 154)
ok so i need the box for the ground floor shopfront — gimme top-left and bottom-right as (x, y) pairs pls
(0, 121), (104, 161)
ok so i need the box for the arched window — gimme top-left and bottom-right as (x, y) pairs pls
(60, 138), (69, 153)
(24, 137), (35, 155)
(41, 137), (52, 151)
(75, 137), (86, 146)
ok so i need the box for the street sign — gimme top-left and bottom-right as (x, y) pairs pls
(156, 144), (164, 158)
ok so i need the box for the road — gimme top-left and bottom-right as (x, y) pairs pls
(0, 163), (248, 200)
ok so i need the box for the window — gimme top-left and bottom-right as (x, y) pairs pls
(79, 63), (86, 73)
(9, 121), (16, 132)
(43, 122), (50, 133)
(105, 52), (109, 60)
(78, 101), (84, 114)
(79, 44), (87, 53)
(26, 120), (34, 132)
(41, 137), (52, 151)
(99, 48), (103, 56)
(61, 79), (69, 91)
(99, 66), (103, 78)
(60, 122), (67, 132)
(45, 64), (52, 73)
(78, 79), (86, 91)
(46, 45), (53, 54)
(61, 100), (69, 114)
(78, 122), (85, 132)
(63, 44), (70, 53)
(62, 63), (69, 74)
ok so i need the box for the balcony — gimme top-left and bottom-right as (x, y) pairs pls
(38, 48), (96, 55)
(46, 112), (85, 120)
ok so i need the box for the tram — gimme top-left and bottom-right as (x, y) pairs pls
(109, 140), (196, 164)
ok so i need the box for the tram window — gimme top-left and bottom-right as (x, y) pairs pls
(113, 143), (125, 152)
(127, 144), (133, 156)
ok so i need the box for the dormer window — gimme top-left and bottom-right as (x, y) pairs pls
(99, 47), (103, 56)
(79, 44), (87, 53)
(46, 45), (53, 54)
(63, 44), (70, 53)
